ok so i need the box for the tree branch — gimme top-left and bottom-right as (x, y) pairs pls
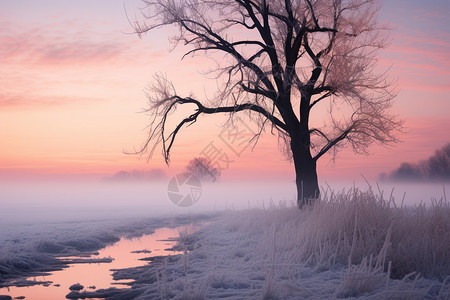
(309, 91), (332, 109)
(313, 126), (354, 161)
(159, 96), (288, 162)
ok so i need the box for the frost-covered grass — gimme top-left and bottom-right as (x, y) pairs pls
(292, 186), (450, 279)
(101, 187), (450, 299)
(1, 187), (450, 299)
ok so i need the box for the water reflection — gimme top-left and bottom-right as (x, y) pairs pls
(0, 226), (191, 300)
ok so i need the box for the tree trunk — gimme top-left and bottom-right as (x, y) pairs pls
(291, 137), (320, 208)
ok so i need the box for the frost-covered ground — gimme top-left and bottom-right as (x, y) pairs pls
(0, 214), (211, 290)
(98, 188), (450, 300)
(1, 184), (450, 299)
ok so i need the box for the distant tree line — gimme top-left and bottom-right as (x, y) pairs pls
(380, 143), (450, 182)
(106, 169), (167, 181)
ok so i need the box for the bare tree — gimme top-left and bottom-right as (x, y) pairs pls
(427, 144), (450, 180)
(186, 157), (219, 182)
(390, 162), (423, 181)
(132, 0), (403, 208)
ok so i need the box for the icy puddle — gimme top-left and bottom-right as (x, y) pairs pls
(0, 226), (192, 300)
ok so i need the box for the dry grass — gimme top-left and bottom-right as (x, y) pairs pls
(209, 186), (450, 297)
(144, 186), (450, 298)
(301, 186), (450, 279)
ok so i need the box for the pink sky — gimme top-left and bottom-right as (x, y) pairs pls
(0, 0), (449, 183)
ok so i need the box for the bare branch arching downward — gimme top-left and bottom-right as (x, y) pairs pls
(143, 94), (287, 163)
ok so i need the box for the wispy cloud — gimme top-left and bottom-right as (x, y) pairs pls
(380, 30), (450, 92)
(409, 6), (450, 27)
(0, 69), (106, 108)
(0, 19), (153, 108)
(0, 21), (131, 66)
(0, 93), (103, 108)
(388, 32), (450, 66)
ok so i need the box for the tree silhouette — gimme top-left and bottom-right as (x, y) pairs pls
(386, 143), (450, 182)
(427, 144), (450, 180)
(390, 163), (423, 181)
(186, 157), (219, 182)
(133, 0), (403, 207)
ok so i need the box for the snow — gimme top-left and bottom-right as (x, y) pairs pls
(109, 190), (448, 300)
(0, 214), (210, 290)
(1, 185), (449, 299)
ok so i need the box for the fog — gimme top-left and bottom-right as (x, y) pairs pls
(322, 180), (448, 206)
(1, 178), (448, 299)
(0, 178), (447, 227)
(0, 179), (293, 226)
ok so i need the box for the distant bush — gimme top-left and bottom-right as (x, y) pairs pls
(381, 143), (450, 182)
(185, 157), (219, 182)
(106, 169), (167, 181)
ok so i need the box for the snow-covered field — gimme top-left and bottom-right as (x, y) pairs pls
(1, 184), (449, 299)
(0, 213), (209, 288)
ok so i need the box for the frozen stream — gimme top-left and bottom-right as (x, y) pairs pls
(0, 226), (191, 300)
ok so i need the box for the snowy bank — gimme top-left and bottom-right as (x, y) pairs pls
(0, 214), (211, 288)
(69, 188), (449, 299)
(1, 187), (449, 299)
